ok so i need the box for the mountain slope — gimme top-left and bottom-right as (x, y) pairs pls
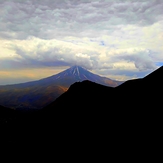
(25, 65), (122, 87)
(0, 65), (123, 109)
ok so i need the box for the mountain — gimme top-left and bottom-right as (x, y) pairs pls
(38, 66), (162, 155)
(44, 65), (163, 111)
(0, 65), (123, 110)
(1, 66), (162, 161)
(45, 65), (123, 87)
(42, 65), (163, 135)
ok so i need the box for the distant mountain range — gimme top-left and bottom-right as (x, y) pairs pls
(0, 66), (162, 161)
(0, 65), (123, 109)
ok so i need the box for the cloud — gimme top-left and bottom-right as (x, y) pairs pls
(0, 32), (160, 79)
(7, 37), (157, 72)
(108, 49), (157, 71)
(94, 67), (153, 81)
(3, 37), (99, 70)
(0, 0), (163, 84)
(121, 55), (156, 71)
(0, 0), (163, 40)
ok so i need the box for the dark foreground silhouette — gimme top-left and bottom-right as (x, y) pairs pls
(1, 66), (162, 162)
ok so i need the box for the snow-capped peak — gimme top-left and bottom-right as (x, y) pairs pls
(70, 65), (81, 76)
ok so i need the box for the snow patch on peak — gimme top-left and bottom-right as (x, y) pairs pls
(70, 65), (81, 76)
(73, 69), (76, 75)
(76, 67), (80, 76)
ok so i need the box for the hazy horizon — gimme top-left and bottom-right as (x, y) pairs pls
(0, 0), (163, 85)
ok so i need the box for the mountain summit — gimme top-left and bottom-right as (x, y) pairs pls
(0, 65), (123, 109)
(40, 65), (123, 87)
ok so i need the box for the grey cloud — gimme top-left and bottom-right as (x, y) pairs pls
(0, 0), (163, 40)
(11, 41), (157, 73)
(134, 58), (156, 71)
(111, 50), (157, 71)
(0, 56), (70, 70)
(10, 44), (99, 70)
(96, 68), (153, 79)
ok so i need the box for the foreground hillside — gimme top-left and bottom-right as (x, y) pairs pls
(0, 66), (162, 161)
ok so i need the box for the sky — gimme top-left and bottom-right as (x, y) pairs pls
(0, 0), (163, 85)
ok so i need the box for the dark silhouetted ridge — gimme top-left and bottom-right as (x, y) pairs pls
(1, 66), (162, 161)
(144, 66), (163, 79)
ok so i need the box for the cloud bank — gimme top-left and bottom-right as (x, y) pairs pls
(0, 0), (163, 84)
